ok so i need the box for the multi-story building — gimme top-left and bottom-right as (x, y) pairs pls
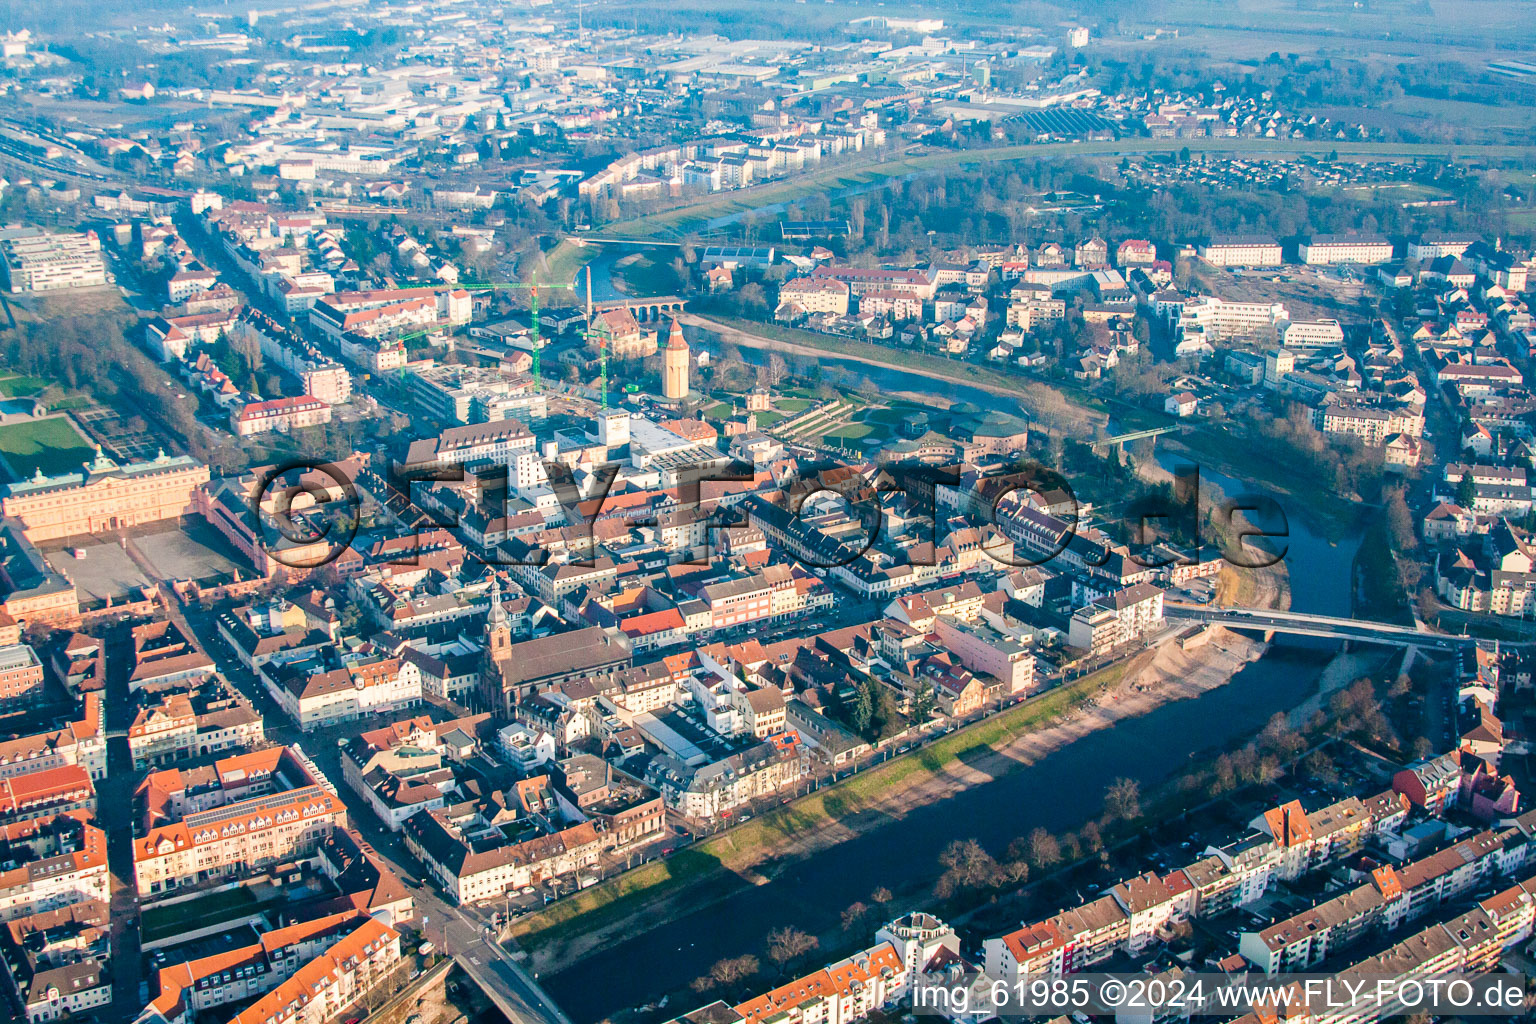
(1317, 400), (1424, 447)
(227, 915), (401, 1024)
(1, 900), (111, 1024)
(1408, 233), (1478, 262)
(0, 644), (44, 710)
(232, 395), (332, 436)
(1, 448), (209, 544)
(408, 365), (547, 426)
(643, 736), (804, 820)
(128, 620), (214, 693)
(131, 747), (346, 895)
(270, 645), (422, 732)
(1116, 239), (1157, 266)
(1198, 235), (1282, 267)
(777, 277), (850, 315)
(0, 694), (106, 782)
(1067, 582), (1165, 653)
(726, 940), (908, 1024)
(1299, 233), (1394, 265)
(402, 418), (538, 471)
(136, 910), (392, 1024)
(856, 289), (923, 321)
(127, 679), (264, 770)
(0, 766), (94, 826)
(404, 811), (604, 906)
(1177, 296), (1289, 341)
(0, 230), (107, 292)
(809, 264), (939, 300)
(1007, 297), (1067, 331)
(0, 813), (109, 923)
(165, 266), (217, 304)
(1280, 318), (1345, 348)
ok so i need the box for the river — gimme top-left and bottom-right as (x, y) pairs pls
(544, 650), (1327, 1022)
(540, 352), (1364, 1021)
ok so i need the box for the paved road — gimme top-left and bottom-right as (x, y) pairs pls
(101, 619), (146, 1022)
(1164, 602), (1484, 650)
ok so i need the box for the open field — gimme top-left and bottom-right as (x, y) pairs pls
(540, 239), (604, 291)
(607, 138), (1536, 239)
(510, 662), (1132, 956)
(0, 373), (49, 398)
(0, 414), (96, 479)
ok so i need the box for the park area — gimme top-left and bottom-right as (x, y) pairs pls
(0, 413), (96, 479)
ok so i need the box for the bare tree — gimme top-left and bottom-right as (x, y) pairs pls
(705, 954), (760, 989)
(1024, 827), (1062, 871)
(1104, 777), (1141, 822)
(871, 886), (892, 906)
(766, 927), (819, 971)
(840, 901), (870, 933)
(935, 838), (1004, 898)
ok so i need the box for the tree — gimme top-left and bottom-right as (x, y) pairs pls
(1259, 713), (1304, 760)
(1457, 471), (1476, 509)
(840, 901), (870, 933)
(871, 886), (892, 906)
(849, 679), (875, 737)
(1104, 777), (1141, 822)
(935, 838), (1004, 898)
(766, 927), (819, 972)
(703, 954), (759, 991)
(1024, 827), (1061, 871)
(913, 684), (937, 722)
(1385, 488), (1417, 552)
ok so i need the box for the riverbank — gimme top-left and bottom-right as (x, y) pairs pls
(512, 627), (1261, 972)
(1136, 453), (1290, 610)
(683, 313), (1107, 436)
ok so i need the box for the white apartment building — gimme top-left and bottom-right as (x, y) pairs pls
(1317, 402), (1425, 446)
(1198, 235), (1282, 267)
(1280, 318), (1345, 348)
(1300, 233), (1394, 265)
(0, 231), (107, 292)
(777, 277), (850, 315)
(1408, 234), (1478, 262)
(273, 656), (423, 733)
(1178, 295), (1288, 340)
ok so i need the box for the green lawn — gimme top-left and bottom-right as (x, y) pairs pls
(541, 239), (603, 291)
(0, 374), (49, 398)
(141, 886), (261, 943)
(0, 416), (97, 479)
(774, 398), (813, 413)
(821, 422), (876, 442)
(754, 410), (785, 427)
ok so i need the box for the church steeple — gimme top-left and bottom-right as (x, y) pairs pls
(486, 573), (511, 660)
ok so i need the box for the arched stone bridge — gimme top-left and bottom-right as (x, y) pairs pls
(591, 296), (686, 323)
